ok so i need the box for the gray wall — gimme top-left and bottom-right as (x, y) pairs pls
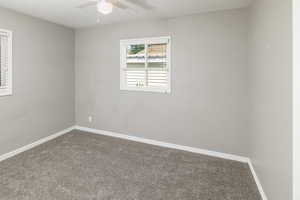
(75, 9), (250, 156)
(0, 7), (75, 155)
(0, 4), (293, 199)
(248, 0), (293, 199)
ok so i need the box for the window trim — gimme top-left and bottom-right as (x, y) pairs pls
(0, 29), (13, 97)
(120, 36), (171, 94)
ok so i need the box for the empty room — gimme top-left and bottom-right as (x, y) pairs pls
(0, 0), (296, 199)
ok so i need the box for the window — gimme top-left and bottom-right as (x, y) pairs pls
(120, 36), (171, 93)
(0, 29), (12, 96)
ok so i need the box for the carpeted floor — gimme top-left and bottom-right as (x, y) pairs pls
(0, 130), (261, 200)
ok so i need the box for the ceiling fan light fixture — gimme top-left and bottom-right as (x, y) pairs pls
(97, 0), (113, 15)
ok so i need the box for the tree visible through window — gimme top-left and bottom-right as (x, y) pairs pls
(128, 44), (145, 55)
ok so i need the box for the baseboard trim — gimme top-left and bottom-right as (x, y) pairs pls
(75, 126), (249, 162)
(75, 126), (267, 200)
(0, 126), (75, 163)
(248, 160), (268, 200)
(0, 125), (267, 200)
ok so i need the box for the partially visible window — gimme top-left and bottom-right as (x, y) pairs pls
(0, 29), (12, 96)
(120, 36), (171, 93)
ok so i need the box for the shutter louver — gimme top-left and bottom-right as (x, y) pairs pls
(126, 70), (146, 87)
(148, 70), (168, 87)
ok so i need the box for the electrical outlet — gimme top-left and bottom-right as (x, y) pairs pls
(88, 116), (93, 123)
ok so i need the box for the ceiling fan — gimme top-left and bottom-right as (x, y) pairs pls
(77, 0), (153, 15)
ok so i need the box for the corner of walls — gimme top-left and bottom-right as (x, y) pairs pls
(74, 8), (251, 157)
(247, 0), (293, 199)
(0, 7), (76, 156)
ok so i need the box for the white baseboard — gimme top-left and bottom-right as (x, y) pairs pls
(248, 160), (268, 200)
(0, 125), (267, 200)
(75, 125), (267, 200)
(75, 126), (249, 162)
(0, 126), (75, 163)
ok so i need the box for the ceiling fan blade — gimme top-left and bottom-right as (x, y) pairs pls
(107, 0), (128, 9)
(76, 0), (98, 8)
(123, 0), (154, 10)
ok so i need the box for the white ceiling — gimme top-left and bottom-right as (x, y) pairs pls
(0, 0), (252, 28)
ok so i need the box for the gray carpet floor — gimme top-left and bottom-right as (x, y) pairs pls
(0, 130), (262, 200)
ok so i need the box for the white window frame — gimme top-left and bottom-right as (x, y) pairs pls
(120, 36), (171, 93)
(0, 29), (13, 97)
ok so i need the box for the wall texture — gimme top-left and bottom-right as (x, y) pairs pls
(248, 0), (293, 199)
(0, 3), (294, 199)
(75, 9), (250, 156)
(0, 7), (75, 155)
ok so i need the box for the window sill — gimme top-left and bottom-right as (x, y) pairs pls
(120, 86), (171, 94)
(0, 89), (12, 97)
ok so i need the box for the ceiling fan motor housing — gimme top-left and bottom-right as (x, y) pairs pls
(97, 0), (113, 15)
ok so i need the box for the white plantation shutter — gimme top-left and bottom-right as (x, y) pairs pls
(126, 70), (146, 87)
(120, 36), (171, 93)
(0, 29), (12, 96)
(148, 70), (168, 87)
(0, 33), (8, 89)
(125, 69), (168, 88)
